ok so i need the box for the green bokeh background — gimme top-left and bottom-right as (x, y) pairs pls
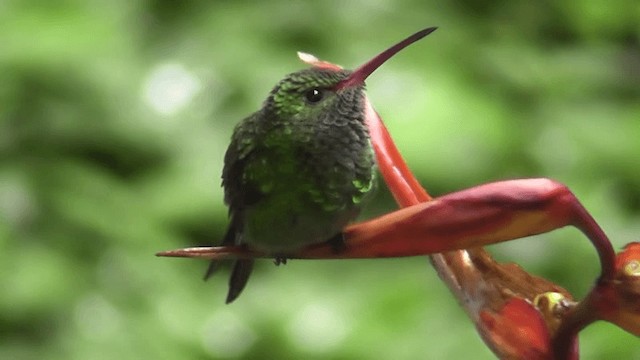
(1, 1), (639, 359)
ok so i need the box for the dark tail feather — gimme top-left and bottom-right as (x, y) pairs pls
(203, 260), (220, 281)
(225, 259), (254, 304)
(203, 224), (236, 281)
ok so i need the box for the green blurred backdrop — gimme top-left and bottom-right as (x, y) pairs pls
(1, 0), (639, 359)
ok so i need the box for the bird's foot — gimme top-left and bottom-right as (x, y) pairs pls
(327, 232), (347, 254)
(273, 256), (288, 266)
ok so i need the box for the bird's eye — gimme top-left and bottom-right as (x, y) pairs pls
(304, 88), (324, 104)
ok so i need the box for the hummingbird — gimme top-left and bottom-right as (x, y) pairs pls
(206, 27), (437, 303)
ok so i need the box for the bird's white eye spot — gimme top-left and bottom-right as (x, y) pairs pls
(304, 88), (324, 104)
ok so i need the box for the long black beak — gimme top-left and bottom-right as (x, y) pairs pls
(335, 27), (437, 90)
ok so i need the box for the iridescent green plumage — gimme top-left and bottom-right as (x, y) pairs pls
(208, 68), (377, 303)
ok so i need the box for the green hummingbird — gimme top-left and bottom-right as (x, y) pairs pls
(206, 27), (437, 303)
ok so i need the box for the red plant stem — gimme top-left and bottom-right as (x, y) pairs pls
(363, 97), (524, 356)
(364, 98), (431, 205)
(554, 244), (640, 356)
(365, 97), (616, 279)
(569, 201), (617, 281)
(363, 95), (485, 317)
(363, 96), (618, 359)
(552, 291), (599, 359)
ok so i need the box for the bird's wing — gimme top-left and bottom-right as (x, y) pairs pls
(221, 111), (265, 227)
(204, 112), (264, 289)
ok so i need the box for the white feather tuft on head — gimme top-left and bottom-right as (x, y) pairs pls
(297, 51), (320, 64)
(297, 51), (343, 70)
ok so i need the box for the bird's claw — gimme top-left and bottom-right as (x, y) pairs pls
(273, 257), (288, 266)
(328, 232), (347, 254)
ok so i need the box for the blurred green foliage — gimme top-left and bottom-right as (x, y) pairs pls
(1, 0), (639, 359)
